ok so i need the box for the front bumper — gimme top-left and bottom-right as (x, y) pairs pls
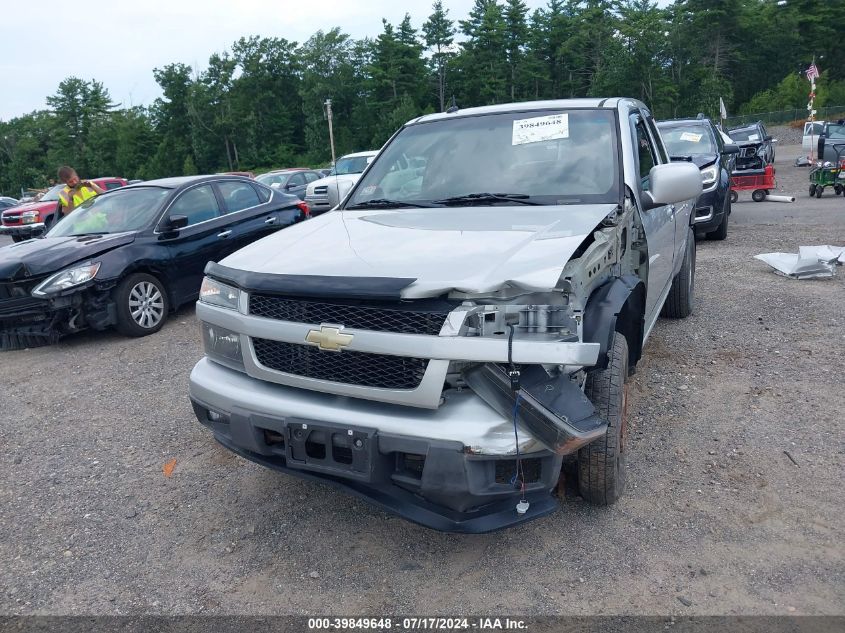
(0, 283), (116, 350)
(189, 358), (563, 532)
(0, 222), (45, 238)
(304, 196), (331, 215)
(692, 184), (726, 233)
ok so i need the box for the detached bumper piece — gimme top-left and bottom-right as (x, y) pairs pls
(463, 364), (608, 455)
(191, 396), (561, 533)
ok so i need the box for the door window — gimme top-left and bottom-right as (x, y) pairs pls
(168, 185), (221, 226)
(254, 183), (272, 203)
(632, 117), (658, 191)
(305, 171), (320, 183)
(105, 180), (124, 190)
(288, 173), (306, 187)
(219, 181), (260, 213)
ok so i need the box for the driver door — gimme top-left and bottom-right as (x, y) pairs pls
(159, 184), (233, 305)
(631, 113), (676, 320)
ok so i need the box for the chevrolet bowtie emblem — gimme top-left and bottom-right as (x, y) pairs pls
(305, 325), (353, 351)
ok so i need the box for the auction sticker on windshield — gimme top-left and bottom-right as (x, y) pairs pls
(680, 132), (703, 142)
(512, 113), (569, 145)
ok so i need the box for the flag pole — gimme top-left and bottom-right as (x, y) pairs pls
(808, 56), (817, 162)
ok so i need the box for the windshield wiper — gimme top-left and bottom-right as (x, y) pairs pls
(345, 198), (437, 210)
(69, 232), (109, 237)
(434, 192), (541, 206)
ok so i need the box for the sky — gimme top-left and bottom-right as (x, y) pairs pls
(0, 0), (566, 121)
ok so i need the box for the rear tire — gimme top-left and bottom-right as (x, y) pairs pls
(730, 190), (738, 203)
(661, 228), (695, 319)
(11, 235), (24, 243)
(810, 184), (817, 197)
(816, 186), (823, 198)
(577, 333), (629, 505)
(752, 189), (766, 202)
(114, 273), (169, 337)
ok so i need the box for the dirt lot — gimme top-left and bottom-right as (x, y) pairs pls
(1, 145), (843, 616)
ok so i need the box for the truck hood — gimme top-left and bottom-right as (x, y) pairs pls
(221, 205), (617, 298)
(1, 199), (58, 219)
(308, 173), (362, 192)
(689, 154), (718, 169)
(0, 232), (136, 281)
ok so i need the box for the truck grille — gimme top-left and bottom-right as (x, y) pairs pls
(313, 186), (328, 196)
(2, 214), (22, 225)
(249, 295), (450, 336)
(252, 338), (428, 390)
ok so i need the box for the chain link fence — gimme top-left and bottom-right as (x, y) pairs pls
(725, 105), (845, 128)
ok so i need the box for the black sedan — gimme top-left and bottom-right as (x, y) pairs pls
(0, 175), (307, 350)
(658, 117), (739, 241)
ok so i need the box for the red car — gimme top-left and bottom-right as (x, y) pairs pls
(0, 177), (128, 242)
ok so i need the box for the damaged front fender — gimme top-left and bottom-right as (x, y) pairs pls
(463, 363), (608, 455)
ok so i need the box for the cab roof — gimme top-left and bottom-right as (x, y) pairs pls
(410, 98), (644, 125)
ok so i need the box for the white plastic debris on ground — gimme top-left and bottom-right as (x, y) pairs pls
(754, 245), (845, 279)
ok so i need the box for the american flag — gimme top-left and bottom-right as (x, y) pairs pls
(806, 62), (820, 81)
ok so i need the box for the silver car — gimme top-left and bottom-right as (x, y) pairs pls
(303, 151), (378, 215)
(190, 98), (701, 532)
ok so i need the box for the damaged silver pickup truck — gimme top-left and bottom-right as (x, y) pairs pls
(189, 98), (702, 532)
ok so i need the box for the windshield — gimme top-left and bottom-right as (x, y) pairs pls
(332, 156), (372, 176)
(826, 123), (845, 139)
(39, 184), (66, 202)
(345, 109), (620, 208)
(659, 124), (716, 155)
(256, 172), (290, 186)
(47, 187), (171, 237)
(729, 127), (763, 142)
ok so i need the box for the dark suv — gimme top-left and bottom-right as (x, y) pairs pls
(728, 121), (776, 170)
(658, 117), (738, 240)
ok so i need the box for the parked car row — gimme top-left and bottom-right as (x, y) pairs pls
(0, 175), (307, 350)
(0, 177), (128, 242)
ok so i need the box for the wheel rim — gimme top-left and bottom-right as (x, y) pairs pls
(128, 281), (164, 329)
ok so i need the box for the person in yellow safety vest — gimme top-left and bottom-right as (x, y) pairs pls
(57, 165), (106, 216)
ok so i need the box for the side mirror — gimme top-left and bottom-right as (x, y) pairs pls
(770, 138), (779, 144)
(721, 144), (740, 155)
(284, 182), (295, 190)
(643, 162), (702, 210)
(167, 214), (189, 230)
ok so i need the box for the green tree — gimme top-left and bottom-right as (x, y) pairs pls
(148, 63), (194, 178)
(457, 0), (508, 105)
(423, 0), (456, 111)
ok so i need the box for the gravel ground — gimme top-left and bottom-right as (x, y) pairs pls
(0, 145), (843, 616)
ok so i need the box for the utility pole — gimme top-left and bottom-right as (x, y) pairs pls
(324, 98), (336, 166)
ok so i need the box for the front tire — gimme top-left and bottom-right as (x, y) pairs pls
(577, 333), (629, 505)
(752, 189), (766, 202)
(661, 228), (695, 319)
(11, 235), (24, 243)
(810, 184), (817, 197)
(729, 190), (738, 203)
(114, 273), (169, 337)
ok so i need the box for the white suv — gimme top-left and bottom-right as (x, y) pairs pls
(304, 151), (378, 215)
